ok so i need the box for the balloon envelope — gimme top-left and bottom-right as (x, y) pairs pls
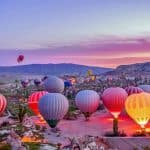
(21, 79), (29, 88)
(0, 94), (7, 115)
(64, 81), (72, 88)
(102, 87), (128, 118)
(28, 91), (48, 116)
(17, 55), (24, 63)
(34, 79), (41, 86)
(125, 92), (150, 128)
(125, 86), (144, 96)
(44, 76), (64, 93)
(75, 90), (100, 115)
(38, 93), (69, 128)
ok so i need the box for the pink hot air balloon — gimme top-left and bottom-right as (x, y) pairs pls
(102, 87), (128, 118)
(0, 94), (7, 115)
(75, 90), (100, 120)
(125, 86), (144, 96)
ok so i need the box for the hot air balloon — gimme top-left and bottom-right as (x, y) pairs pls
(0, 94), (7, 115)
(125, 86), (144, 96)
(17, 55), (24, 63)
(102, 87), (128, 135)
(34, 79), (41, 87)
(87, 70), (93, 76)
(21, 79), (29, 88)
(75, 90), (100, 120)
(41, 76), (48, 82)
(44, 76), (64, 93)
(102, 87), (128, 118)
(38, 93), (69, 128)
(125, 93), (150, 130)
(138, 85), (150, 93)
(28, 91), (48, 121)
(64, 80), (72, 88)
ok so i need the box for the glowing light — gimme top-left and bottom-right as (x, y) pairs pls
(125, 93), (150, 129)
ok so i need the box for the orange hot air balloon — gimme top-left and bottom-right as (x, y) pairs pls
(28, 91), (48, 121)
(125, 93), (150, 129)
(0, 94), (7, 115)
(17, 55), (24, 63)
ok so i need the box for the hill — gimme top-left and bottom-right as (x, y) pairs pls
(105, 62), (150, 76)
(0, 63), (112, 76)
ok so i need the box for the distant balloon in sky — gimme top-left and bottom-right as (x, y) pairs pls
(28, 91), (48, 117)
(17, 55), (24, 63)
(125, 86), (144, 96)
(38, 93), (69, 128)
(75, 90), (100, 120)
(138, 85), (150, 93)
(102, 87), (128, 118)
(44, 76), (64, 93)
(0, 94), (7, 115)
(125, 92), (150, 129)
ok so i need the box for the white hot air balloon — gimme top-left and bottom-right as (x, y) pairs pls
(38, 93), (69, 128)
(75, 90), (100, 120)
(44, 76), (64, 93)
(138, 85), (150, 93)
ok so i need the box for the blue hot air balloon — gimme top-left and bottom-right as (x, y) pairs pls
(44, 76), (64, 93)
(64, 80), (72, 88)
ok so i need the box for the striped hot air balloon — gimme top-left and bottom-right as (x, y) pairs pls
(44, 76), (64, 93)
(28, 91), (48, 119)
(102, 87), (128, 118)
(75, 90), (100, 120)
(125, 92), (150, 129)
(125, 86), (144, 96)
(0, 94), (7, 115)
(38, 93), (69, 128)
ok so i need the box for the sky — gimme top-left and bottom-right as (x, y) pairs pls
(0, 0), (150, 68)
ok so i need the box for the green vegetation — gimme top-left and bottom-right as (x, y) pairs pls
(0, 144), (11, 150)
(24, 143), (40, 150)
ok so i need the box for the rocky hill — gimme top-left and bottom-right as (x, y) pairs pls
(105, 62), (150, 76)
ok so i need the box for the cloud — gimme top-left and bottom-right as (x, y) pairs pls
(0, 34), (150, 67)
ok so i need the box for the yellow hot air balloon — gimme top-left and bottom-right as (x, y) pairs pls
(125, 92), (150, 129)
(87, 70), (93, 76)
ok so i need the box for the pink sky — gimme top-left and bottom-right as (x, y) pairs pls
(0, 35), (150, 68)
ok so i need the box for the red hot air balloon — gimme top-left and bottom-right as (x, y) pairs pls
(102, 87), (128, 135)
(125, 86), (144, 96)
(102, 87), (128, 118)
(17, 55), (24, 63)
(0, 94), (7, 115)
(28, 91), (48, 121)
